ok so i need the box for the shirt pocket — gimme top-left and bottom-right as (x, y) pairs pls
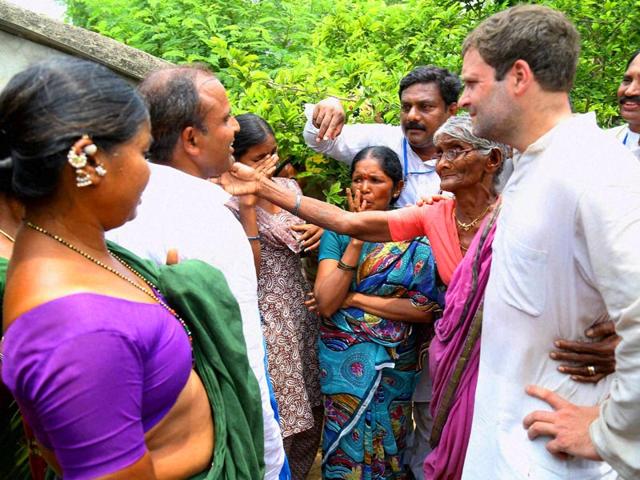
(494, 227), (547, 317)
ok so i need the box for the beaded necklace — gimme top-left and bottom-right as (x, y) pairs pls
(26, 222), (193, 350)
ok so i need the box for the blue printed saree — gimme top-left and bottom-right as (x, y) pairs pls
(319, 237), (441, 480)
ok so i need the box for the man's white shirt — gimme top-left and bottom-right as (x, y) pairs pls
(607, 124), (640, 160)
(462, 113), (640, 479)
(302, 104), (441, 207)
(108, 163), (286, 479)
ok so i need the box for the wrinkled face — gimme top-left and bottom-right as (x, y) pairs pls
(618, 55), (640, 130)
(434, 133), (492, 194)
(459, 48), (513, 144)
(400, 82), (452, 149)
(101, 121), (152, 228)
(236, 134), (278, 178)
(195, 78), (240, 177)
(350, 157), (400, 211)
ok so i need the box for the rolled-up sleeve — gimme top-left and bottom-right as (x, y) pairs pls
(302, 103), (400, 165)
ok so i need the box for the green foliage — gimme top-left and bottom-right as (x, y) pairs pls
(1, 400), (30, 480)
(64, 0), (640, 200)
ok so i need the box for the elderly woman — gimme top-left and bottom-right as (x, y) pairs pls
(0, 58), (263, 479)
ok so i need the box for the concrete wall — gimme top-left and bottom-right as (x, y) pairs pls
(0, 29), (73, 88)
(0, 0), (170, 89)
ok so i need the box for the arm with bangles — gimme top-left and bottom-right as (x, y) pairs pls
(314, 236), (364, 318)
(344, 292), (434, 323)
(314, 190), (382, 318)
(314, 191), (433, 324)
(314, 237), (433, 324)
(227, 154), (279, 274)
(219, 163), (393, 242)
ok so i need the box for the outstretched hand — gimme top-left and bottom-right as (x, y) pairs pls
(523, 385), (601, 461)
(213, 163), (262, 196)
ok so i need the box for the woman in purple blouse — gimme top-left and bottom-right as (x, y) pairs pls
(0, 59), (213, 479)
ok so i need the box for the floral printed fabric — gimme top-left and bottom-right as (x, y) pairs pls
(317, 232), (440, 479)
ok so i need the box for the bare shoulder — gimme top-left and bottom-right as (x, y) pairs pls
(4, 253), (95, 328)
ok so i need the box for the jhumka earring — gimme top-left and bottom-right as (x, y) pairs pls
(67, 139), (105, 187)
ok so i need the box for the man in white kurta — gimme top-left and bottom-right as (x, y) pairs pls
(462, 112), (640, 479)
(458, 5), (640, 479)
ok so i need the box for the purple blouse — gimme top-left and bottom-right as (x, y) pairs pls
(1, 293), (191, 479)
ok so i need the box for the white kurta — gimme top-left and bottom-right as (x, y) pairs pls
(302, 104), (441, 207)
(462, 113), (640, 479)
(108, 163), (286, 479)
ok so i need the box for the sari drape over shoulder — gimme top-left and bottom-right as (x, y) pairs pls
(107, 243), (265, 480)
(423, 207), (500, 480)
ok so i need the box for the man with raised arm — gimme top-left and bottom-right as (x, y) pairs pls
(303, 66), (460, 207)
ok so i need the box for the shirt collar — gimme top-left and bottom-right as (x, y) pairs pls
(624, 125), (640, 148)
(513, 112), (597, 168)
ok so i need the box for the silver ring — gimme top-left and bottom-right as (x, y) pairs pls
(587, 365), (596, 376)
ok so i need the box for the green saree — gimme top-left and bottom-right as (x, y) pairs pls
(107, 242), (265, 479)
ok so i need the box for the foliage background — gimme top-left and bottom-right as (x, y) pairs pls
(64, 0), (640, 203)
(2, 1), (638, 475)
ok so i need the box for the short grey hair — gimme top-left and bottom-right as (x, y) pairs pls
(434, 114), (512, 190)
(434, 115), (510, 156)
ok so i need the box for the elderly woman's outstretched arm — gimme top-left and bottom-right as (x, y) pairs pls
(218, 162), (393, 242)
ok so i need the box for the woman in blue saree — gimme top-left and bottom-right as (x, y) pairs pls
(314, 146), (442, 479)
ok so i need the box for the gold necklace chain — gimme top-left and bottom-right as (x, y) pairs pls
(0, 228), (15, 243)
(455, 204), (492, 232)
(25, 221), (193, 347)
